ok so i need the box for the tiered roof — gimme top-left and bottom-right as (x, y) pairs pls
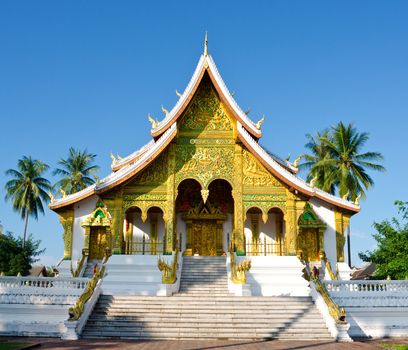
(50, 45), (359, 213)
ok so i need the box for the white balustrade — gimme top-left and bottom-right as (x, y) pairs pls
(323, 280), (408, 308)
(0, 276), (89, 291)
(323, 280), (408, 294)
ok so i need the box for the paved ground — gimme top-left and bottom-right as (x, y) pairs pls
(2, 338), (408, 350)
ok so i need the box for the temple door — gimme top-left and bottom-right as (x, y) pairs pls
(191, 220), (217, 256)
(89, 226), (107, 260)
(298, 228), (320, 261)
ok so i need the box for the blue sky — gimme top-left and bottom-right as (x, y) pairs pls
(0, 1), (407, 267)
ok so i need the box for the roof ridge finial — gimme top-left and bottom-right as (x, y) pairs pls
(204, 31), (208, 56)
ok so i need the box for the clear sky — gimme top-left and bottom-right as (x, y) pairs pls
(0, 1), (407, 267)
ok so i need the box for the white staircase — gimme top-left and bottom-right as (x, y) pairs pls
(82, 256), (332, 340)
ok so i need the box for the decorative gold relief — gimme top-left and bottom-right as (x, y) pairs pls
(201, 189), (209, 203)
(243, 150), (282, 187)
(335, 211), (350, 262)
(176, 146), (234, 187)
(59, 209), (74, 260)
(297, 203), (327, 261)
(131, 152), (168, 185)
(179, 76), (233, 133)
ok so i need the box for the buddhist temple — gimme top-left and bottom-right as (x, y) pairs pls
(3, 37), (406, 343)
(49, 36), (359, 269)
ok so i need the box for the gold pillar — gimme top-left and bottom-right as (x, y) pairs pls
(165, 144), (176, 254)
(125, 215), (133, 254)
(150, 213), (158, 254)
(184, 220), (193, 256)
(105, 191), (124, 254)
(335, 211), (350, 262)
(59, 209), (74, 260)
(216, 220), (224, 255)
(275, 215), (282, 256)
(232, 144), (244, 255)
(285, 191), (297, 255)
(83, 226), (90, 256)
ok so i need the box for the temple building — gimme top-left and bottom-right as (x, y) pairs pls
(4, 39), (406, 343)
(49, 40), (359, 270)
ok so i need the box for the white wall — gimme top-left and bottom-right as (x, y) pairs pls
(222, 213), (233, 252)
(244, 213), (277, 243)
(310, 198), (337, 265)
(72, 195), (98, 263)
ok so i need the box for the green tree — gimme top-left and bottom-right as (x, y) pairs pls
(359, 201), (408, 280)
(0, 232), (44, 276)
(53, 147), (99, 195)
(300, 122), (385, 201)
(299, 129), (336, 194)
(4, 156), (52, 247)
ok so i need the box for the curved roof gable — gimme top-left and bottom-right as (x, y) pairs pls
(150, 54), (262, 140)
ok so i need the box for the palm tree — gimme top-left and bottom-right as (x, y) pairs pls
(322, 122), (385, 201)
(300, 122), (385, 201)
(53, 147), (99, 195)
(4, 156), (52, 247)
(298, 129), (337, 194)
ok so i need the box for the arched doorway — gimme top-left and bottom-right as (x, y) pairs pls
(81, 201), (112, 260)
(176, 179), (233, 256)
(124, 206), (165, 255)
(297, 203), (326, 261)
(244, 207), (286, 256)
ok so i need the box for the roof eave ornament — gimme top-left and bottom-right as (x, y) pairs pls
(256, 115), (265, 130)
(204, 32), (209, 57)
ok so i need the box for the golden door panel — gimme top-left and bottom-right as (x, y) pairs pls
(298, 229), (320, 261)
(192, 220), (217, 256)
(89, 227), (107, 260)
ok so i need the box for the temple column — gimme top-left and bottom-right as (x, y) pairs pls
(335, 211), (350, 262)
(285, 191), (297, 255)
(165, 143), (176, 254)
(232, 144), (244, 255)
(216, 219), (224, 255)
(275, 215), (282, 256)
(105, 191), (124, 254)
(184, 219), (193, 256)
(59, 209), (74, 260)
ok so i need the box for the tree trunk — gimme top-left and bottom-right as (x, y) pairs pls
(22, 213), (29, 249)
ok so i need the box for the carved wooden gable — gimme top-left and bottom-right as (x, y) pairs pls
(242, 148), (285, 188)
(178, 73), (234, 136)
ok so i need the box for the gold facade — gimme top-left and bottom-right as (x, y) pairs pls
(59, 72), (353, 263)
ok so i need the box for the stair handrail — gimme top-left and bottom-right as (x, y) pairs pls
(68, 248), (111, 321)
(157, 239), (179, 284)
(229, 242), (251, 284)
(321, 251), (338, 280)
(70, 249), (88, 278)
(297, 251), (345, 323)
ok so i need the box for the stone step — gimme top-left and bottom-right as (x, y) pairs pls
(95, 300), (315, 306)
(88, 314), (324, 322)
(92, 308), (322, 315)
(83, 325), (328, 333)
(82, 330), (332, 340)
(99, 296), (313, 302)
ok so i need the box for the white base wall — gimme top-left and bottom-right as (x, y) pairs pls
(0, 304), (68, 337)
(346, 307), (408, 338)
(239, 256), (310, 296)
(102, 254), (180, 296)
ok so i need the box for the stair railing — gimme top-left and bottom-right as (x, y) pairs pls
(229, 242), (251, 284)
(157, 239), (179, 284)
(68, 248), (111, 321)
(320, 251), (338, 280)
(70, 249), (88, 278)
(298, 252), (346, 324)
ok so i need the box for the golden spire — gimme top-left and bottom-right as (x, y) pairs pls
(204, 32), (208, 56)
